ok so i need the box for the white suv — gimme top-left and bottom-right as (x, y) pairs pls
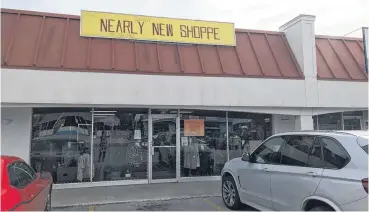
(221, 131), (368, 211)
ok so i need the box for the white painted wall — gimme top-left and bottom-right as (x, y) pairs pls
(317, 80), (368, 108)
(1, 68), (367, 111)
(1, 107), (32, 163)
(1, 69), (307, 108)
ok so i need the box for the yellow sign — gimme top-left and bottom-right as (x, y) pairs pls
(80, 10), (235, 46)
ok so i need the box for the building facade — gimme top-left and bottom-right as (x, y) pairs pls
(1, 9), (368, 188)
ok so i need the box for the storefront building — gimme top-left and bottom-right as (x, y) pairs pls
(1, 9), (368, 189)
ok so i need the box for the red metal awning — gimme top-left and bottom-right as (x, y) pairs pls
(316, 35), (367, 81)
(1, 9), (304, 79)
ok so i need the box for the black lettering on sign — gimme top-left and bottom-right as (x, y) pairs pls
(214, 28), (220, 40)
(137, 21), (145, 34)
(185, 25), (193, 38)
(108, 19), (115, 32)
(206, 27), (213, 39)
(116, 20), (123, 33)
(200, 27), (206, 39)
(153, 23), (174, 36)
(123, 21), (131, 33)
(180, 25), (187, 38)
(130, 21), (137, 34)
(152, 23), (161, 35)
(194, 26), (201, 39)
(100, 19), (108, 32)
(166, 24), (173, 36)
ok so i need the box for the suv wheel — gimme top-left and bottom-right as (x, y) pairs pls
(222, 176), (241, 210)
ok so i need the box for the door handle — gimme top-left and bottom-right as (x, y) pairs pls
(263, 168), (270, 172)
(306, 172), (317, 177)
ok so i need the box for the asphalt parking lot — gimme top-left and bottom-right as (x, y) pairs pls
(55, 196), (257, 211)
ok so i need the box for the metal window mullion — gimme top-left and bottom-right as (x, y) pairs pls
(90, 108), (94, 182)
(226, 111), (229, 162)
(176, 109), (180, 181)
(341, 112), (344, 130)
(148, 109), (152, 184)
(316, 115), (319, 130)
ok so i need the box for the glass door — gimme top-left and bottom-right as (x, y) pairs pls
(150, 114), (179, 181)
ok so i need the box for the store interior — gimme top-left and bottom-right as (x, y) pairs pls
(30, 108), (367, 184)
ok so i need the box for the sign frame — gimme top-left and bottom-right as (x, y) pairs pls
(80, 10), (236, 46)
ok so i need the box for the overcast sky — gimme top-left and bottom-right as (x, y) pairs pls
(2, 0), (368, 37)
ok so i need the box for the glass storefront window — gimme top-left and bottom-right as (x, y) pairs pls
(343, 111), (363, 130)
(180, 110), (227, 177)
(92, 109), (148, 182)
(30, 108), (92, 184)
(315, 113), (342, 130)
(31, 108), (277, 183)
(31, 108), (148, 184)
(227, 112), (272, 160)
(314, 110), (368, 131)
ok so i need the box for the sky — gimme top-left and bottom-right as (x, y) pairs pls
(1, 0), (368, 37)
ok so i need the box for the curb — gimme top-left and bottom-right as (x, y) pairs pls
(52, 194), (222, 208)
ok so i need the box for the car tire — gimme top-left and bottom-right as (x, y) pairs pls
(222, 176), (242, 210)
(45, 188), (52, 211)
(309, 205), (334, 211)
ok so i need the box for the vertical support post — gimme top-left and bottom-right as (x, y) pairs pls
(90, 108), (94, 182)
(176, 109), (180, 181)
(148, 109), (152, 184)
(226, 111), (229, 162)
(316, 115), (319, 130)
(341, 112), (345, 130)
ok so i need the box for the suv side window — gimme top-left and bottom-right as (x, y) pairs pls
(280, 135), (315, 167)
(8, 162), (36, 188)
(252, 136), (286, 164)
(307, 138), (324, 168)
(320, 137), (349, 169)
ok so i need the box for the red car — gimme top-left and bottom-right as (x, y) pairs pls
(1, 155), (53, 211)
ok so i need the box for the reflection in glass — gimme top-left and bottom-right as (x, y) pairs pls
(315, 113), (342, 130)
(228, 112), (272, 160)
(180, 111), (227, 177)
(30, 109), (92, 184)
(280, 136), (314, 166)
(152, 147), (176, 179)
(92, 109), (148, 182)
(152, 115), (177, 180)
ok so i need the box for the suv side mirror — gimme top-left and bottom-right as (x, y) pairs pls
(241, 153), (250, 162)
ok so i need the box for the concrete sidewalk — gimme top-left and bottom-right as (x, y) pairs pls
(52, 181), (221, 208)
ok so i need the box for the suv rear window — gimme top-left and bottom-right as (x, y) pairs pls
(357, 136), (368, 154)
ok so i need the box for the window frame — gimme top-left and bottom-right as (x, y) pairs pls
(7, 161), (37, 189)
(316, 136), (351, 170)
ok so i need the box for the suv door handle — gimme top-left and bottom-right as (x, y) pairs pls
(306, 172), (317, 177)
(263, 168), (270, 172)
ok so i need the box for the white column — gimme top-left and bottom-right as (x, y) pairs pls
(280, 15), (318, 107)
(294, 115), (314, 131)
(272, 114), (296, 134)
